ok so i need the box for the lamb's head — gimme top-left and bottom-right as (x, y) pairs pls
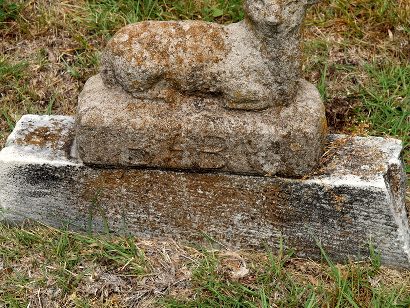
(244, 0), (320, 37)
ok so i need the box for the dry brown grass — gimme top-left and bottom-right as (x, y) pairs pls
(1, 224), (409, 307)
(305, 0), (409, 132)
(1, 0), (409, 306)
(1, 0), (409, 140)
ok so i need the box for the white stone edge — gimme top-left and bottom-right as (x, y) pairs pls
(309, 134), (404, 189)
(311, 135), (410, 266)
(385, 160), (410, 265)
(1, 114), (81, 167)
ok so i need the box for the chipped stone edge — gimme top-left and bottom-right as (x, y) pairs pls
(384, 150), (410, 264)
(2, 115), (79, 167)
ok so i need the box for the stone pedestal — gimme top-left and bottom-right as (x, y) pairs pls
(76, 75), (327, 177)
(1, 115), (409, 269)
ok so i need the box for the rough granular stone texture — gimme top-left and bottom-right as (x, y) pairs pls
(82, 0), (327, 175)
(1, 115), (409, 269)
(101, 0), (319, 110)
(76, 75), (327, 177)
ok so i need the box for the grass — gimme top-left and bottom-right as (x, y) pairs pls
(1, 0), (409, 159)
(0, 224), (149, 306)
(0, 0), (21, 24)
(0, 0), (409, 306)
(84, 0), (243, 37)
(1, 224), (409, 307)
(358, 63), (410, 171)
(304, 0), (409, 170)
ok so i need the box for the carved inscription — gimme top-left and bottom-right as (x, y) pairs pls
(242, 139), (281, 171)
(121, 133), (282, 172)
(197, 136), (226, 169)
(125, 148), (152, 166)
(122, 134), (228, 170)
(168, 134), (185, 166)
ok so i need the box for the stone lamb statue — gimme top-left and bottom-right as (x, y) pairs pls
(76, 0), (327, 177)
(101, 0), (320, 110)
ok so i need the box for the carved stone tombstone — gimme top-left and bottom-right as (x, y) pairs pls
(1, 0), (409, 268)
(75, 0), (328, 177)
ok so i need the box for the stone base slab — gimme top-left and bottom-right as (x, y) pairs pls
(1, 115), (409, 269)
(76, 75), (327, 177)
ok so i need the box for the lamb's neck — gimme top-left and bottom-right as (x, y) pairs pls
(259, 29), (304, 80)
(261, 33), (301, 60)
(243, 19), (302, 54)
(237, 19), (303, 77)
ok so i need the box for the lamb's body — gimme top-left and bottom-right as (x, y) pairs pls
(101, 0), (317, 110)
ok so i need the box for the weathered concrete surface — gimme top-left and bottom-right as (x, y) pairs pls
(84, 0), (327, 176)
(101, 0), (319, 110)
(1, 115), (409, 269)
(76, 75), (327, 177)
